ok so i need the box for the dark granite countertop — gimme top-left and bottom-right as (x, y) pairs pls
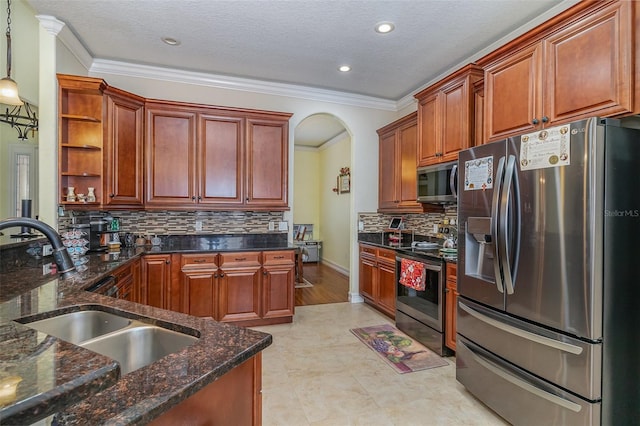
(0, 234), (292, 425)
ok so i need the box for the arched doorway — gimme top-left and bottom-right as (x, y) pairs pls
(293, 113), (351, 305)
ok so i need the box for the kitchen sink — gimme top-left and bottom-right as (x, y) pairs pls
(80, 325), (198, 374)
(17, 307), (199, 375)
(17, 310), (132, 344)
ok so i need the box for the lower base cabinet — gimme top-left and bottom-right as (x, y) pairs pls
(445, 262), (458, 351)
(148, 353), (262, 426)
(142, 250), (296, 326)
(358, 244), (396, 318)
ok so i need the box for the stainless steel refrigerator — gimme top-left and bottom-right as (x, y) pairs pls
(456, 117), (640, 425)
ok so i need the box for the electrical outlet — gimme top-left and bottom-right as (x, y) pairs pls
(268, 221), (275, 231)
(278, 221), (288, 231)
(42, 263), (53, 275)
(195, 220), (203, 232)
(42, 244), (53, 256)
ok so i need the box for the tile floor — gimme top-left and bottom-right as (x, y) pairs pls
(252, 302), (509, 426)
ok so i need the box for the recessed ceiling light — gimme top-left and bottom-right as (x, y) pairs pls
(338, 65), (351, 73)
(161, 37), (181, 46)
(375, 22), (395, 34)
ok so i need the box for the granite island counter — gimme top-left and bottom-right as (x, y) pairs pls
(0, 234), (295, 425)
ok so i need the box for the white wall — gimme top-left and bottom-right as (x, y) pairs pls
(319, 133), (351, 272)
(293, 147), (320, 232)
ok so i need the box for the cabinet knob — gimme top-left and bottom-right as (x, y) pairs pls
(165, 260), (170, 264)
(191, 196), (196, 201)
(532, 118), (539, 125)
(263, 271), (267, 276)
(541, 116), (549, 123)
(219, 272), (225, 277)
(245, 197), (249, 202)
(109, 193), (114, 198)
(214, 273), (218, 278)
(198, 196), (202, 200)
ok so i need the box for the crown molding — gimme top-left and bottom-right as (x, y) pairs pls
(90, 59), (398, 111)
(35, 15), (65, 35)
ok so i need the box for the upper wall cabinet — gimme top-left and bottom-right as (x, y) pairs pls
(480, 0), (634, 142)
(145, 100), (291, 210)
(104, 87), (145, 208)
(414, 64), (484, 166)
(57, 75), (107, 209)
(58, 74), (145, 210)
(377, 112), (423, 213)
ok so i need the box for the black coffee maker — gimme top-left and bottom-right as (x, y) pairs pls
(71, 214), (109, 251)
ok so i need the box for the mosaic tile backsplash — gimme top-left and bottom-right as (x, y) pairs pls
(58, 210), (286, 236)
(358, 205), (458, 238)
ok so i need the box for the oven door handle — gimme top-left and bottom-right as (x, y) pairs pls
(396, 256), (441, 272)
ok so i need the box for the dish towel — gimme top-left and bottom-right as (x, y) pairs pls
(399, 259), (426, 291)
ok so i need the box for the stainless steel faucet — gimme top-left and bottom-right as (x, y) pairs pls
(0, 217), (76, 278)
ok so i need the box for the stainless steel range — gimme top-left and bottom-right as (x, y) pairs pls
(395, 242), (454, 356)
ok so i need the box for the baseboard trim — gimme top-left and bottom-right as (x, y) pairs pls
(320, 259), (349, 276)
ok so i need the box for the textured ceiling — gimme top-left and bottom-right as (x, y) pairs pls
(27, 0), (572, 101)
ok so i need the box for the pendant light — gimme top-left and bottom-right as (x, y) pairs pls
(0, 0), (23, 105)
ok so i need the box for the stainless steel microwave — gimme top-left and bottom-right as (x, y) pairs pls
(416, 161), (458, 204)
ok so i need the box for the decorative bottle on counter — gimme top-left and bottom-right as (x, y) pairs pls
(87, 187), (96, 203)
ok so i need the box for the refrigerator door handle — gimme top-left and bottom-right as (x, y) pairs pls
(467, 346), (583, 413)
(492, 156), (506, 293)
(459, 302), (583, 355)
(450, 164), (458, 200)
(499, 155), (518, 294)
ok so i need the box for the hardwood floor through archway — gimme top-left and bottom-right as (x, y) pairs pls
(295, 262), (349, 306)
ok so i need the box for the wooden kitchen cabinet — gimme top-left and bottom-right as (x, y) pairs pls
(140, 254), (172, 309)
(145, 100), (291, 210)
(414, 64), (483, 166)
(481, 0), (634, 142)
(103, 87), (145, 208)
(145, 102), (198, 207)
(57, 74), (106, 209)
(149, 353), (262, 426)
(218, 252), (262, 324)
(262, 250), (295, 322)
(359, 243), (396, 318)
(445, 262), (458, 351)
(179, 253), (219, 318)
(377, 112), (423, 213)
(112, 259), (140, 302)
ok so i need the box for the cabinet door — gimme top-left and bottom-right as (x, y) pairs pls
(245, 118), (288, 208)
(131, 257), (141, 303)
(417, 92), (440, 166)
(378, 130), (398, 210)
(262, 251), (295, 320)
(445, 263), (458, 351)
(377, 259), (396, 318)
(440, 79), (471, 162)
(181, 268), (218, 318)
(145, 105), (197, 206)
(544, 0), (633, 124)
(218, 252), (262, 322)
(198, 114), (244, 206)
(484, 43), (543, 141)
(359, 246), (377, 301)
(397, 119), (421, 209)
(140, 254), (171, 309)
(104, 89), (144, 208)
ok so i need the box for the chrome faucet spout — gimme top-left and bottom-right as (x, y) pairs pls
(0, 217), (76, 278)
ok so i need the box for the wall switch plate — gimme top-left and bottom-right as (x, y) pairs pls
(358, 220), (364, 231)
(433, 224), (439, 233)
(268, 221), (275, 231)
(42, 244), (53, 256)
(278, 221), (288, 231)
(195, 220), (203, 231)
(43, 263), (53, 275)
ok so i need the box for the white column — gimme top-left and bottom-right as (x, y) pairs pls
(35, 16), (64, 227)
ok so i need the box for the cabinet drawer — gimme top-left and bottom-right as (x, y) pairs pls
(181, 253), (218, 269)
(377, 248), (396, 262)
(220, 252), (261, 268)
(360, 244), (377, 256)
(263, 250), (295, 265)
